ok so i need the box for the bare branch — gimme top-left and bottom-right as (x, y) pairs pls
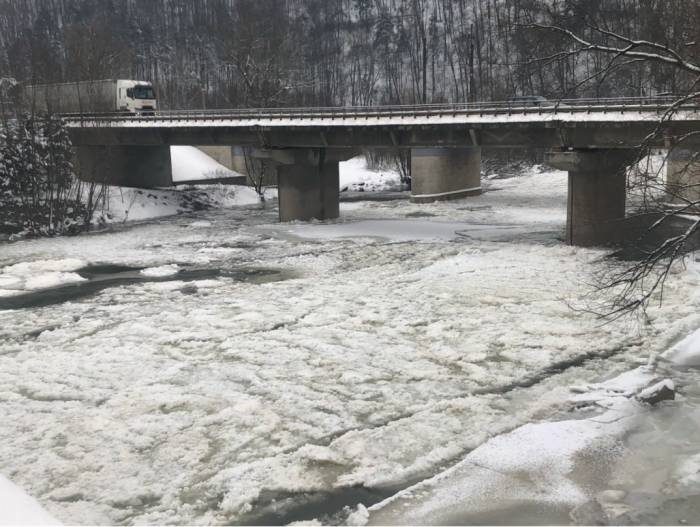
(523, 24), (700, 75)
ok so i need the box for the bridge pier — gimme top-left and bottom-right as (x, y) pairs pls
(273, 149), (356, 222)
(410, 147), (482, 203)
(546, 149), (636, 246)
(76, 145), (173, 188)
(666, 148), (700, 209)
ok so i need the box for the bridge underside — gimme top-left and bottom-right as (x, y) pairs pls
(77, 145), (173, 187)
(68, 120), (700, 150)
(71, 143), (646, 247)
(68, 116), (700, 247)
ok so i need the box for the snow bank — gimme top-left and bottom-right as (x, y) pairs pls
(102, 184), (266, 224)
(664, 328), (700, 367)
(100, 146), (264, 224)
(0, 475), (60, 525)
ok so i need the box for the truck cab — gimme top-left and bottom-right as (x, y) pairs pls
(117, 80), (157, 114)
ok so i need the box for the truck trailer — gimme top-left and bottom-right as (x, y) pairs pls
(22, 79), (158, 115)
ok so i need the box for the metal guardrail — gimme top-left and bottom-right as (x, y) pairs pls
(60, 96), (699, 123)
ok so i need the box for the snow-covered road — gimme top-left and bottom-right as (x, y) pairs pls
(1, 167), (699, 524)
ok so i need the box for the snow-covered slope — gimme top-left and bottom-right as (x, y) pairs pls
(99, 146), (267, 224)
(171, 146), (242, 183)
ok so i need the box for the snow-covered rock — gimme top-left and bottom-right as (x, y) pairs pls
(637, 379), (676, 405)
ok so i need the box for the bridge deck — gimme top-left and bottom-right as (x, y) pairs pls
(63, 97), (698, 125)
(63, 97), (700, 149)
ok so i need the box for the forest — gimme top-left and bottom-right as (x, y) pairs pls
(1, 0), (699, 110)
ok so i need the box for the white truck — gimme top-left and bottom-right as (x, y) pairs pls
(22, 79), (158, 115)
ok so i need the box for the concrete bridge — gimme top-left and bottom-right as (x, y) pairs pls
(63, 97), (700, 246)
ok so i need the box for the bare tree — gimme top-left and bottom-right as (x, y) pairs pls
(242, 148), (270, 200)
(527, 18), (700, 319)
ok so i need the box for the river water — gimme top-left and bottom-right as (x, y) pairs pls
(598, 362), (700, 525)
(0, 171), (699, 524)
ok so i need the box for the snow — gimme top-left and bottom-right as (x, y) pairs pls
(101, 180), (265, 225)
(367, 412), (632, 524)
(0, 475), (60, 526)
(339, 157), (400, 192)
(569, 366), (660, 405)
(0, 162), (699, 524)
(674, 453), (700, 491)
(91, 146), (266, 225)
(1, 258), (85, 275)
(0, 259), (87, 297)
(140, 264), (180, 277)
(637, 378), (675, 400)
(345, 504), (370, 526)
(171, 146), (241, 183)
(283, 219), (477, 242)
(364, 369), (665, 525)
(664, 327), (700, 367)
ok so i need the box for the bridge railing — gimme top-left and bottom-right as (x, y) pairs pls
(60, 96), (696, 122)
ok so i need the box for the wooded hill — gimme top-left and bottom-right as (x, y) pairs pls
(1, 0), (698, 109)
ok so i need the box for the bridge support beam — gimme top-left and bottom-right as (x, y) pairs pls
(275, 149), (356, 222)
(546, 149), (635, 246)
(666, 148), (700, 210)
(195, 146), (235, 170)
(231, 146), (250, 176)
(410, 147), (482, 203)
(76, 145), (173, 188)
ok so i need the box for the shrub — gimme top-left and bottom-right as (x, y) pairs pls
(0, 114), (105, 237)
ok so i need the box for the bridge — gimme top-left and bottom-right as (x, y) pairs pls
(63, 97), (700, 246)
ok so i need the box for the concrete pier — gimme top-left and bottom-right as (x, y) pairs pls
(666, 148), (700, 208)
(76, 145), (172, 188)
(546, 149), (635, 246)
(274, 149), (356, 222)
(410, 147), (482, 203)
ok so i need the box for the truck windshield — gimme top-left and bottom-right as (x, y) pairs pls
(132, 86), (155, 100)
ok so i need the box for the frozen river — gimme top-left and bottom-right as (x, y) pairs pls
(1, 168), (699, 525)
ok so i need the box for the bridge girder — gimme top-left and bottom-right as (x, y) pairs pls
(66, 121), (699, 150)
